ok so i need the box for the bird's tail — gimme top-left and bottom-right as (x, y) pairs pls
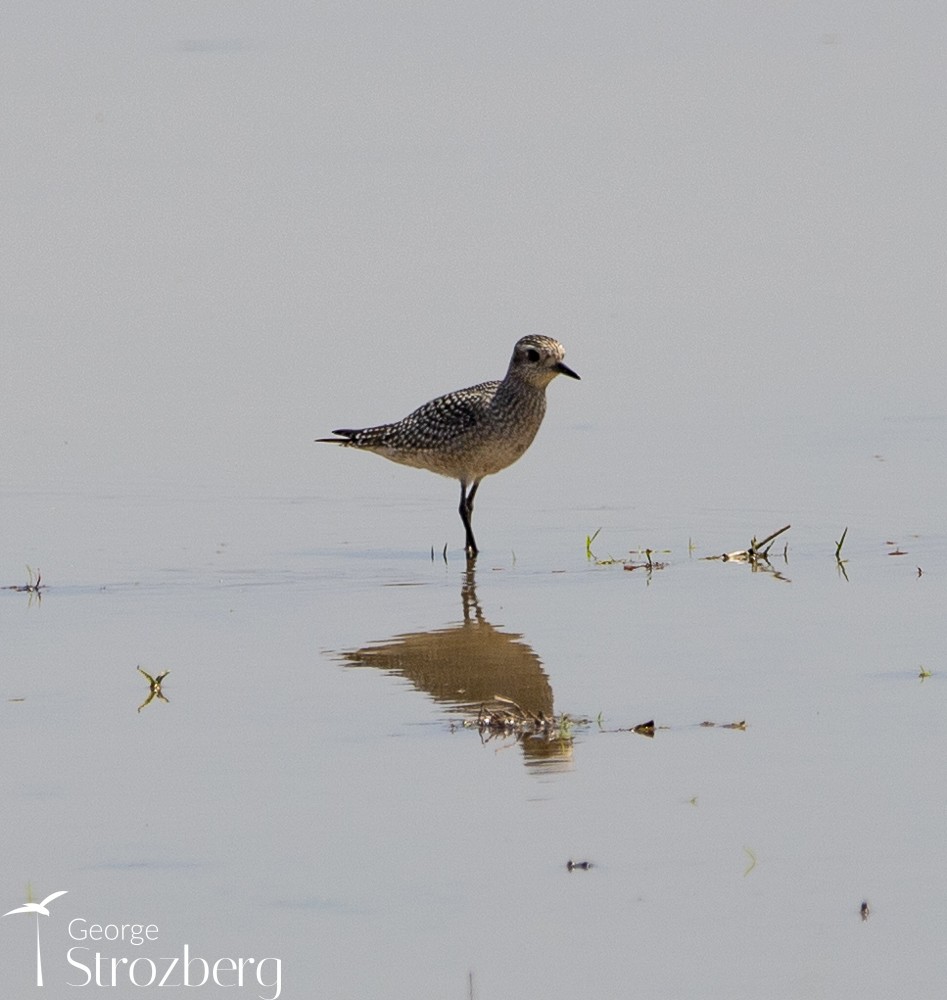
(315, 429), (359, 444)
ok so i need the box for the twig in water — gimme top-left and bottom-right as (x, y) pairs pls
(835, 527), (850, 580)
(4, 566), (46, 594)
(715, 524), (791, 566)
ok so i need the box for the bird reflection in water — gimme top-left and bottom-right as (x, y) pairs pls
(336, 566), (573, 771)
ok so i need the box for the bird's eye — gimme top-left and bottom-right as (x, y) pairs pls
(525, 348), (540, 362)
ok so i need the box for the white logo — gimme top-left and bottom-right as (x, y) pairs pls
(3, 889), (69, 986)
(3, 889), (281, 997)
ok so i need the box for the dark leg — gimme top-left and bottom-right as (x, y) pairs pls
(459, 479), (481, 558)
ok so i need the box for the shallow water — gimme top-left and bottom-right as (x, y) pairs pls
(3, 3), (947, 998)
(3, 482), (946, 997)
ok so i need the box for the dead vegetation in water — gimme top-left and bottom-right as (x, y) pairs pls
(137, 665), (171, 713)
(585, 529), (669, 573)
(706, 523), (791, 565)
(602, 718), (746, 735)
(459, 696), (593, 748)
(835, 527), (849, 580)
(586, 522), (927, 583)
(3, 566), (46, 600)
(586, 524), (794, 579)
(454, 699), (748, 750)
(695, 522), (792, 581)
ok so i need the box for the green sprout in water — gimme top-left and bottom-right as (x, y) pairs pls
(585, 528), (601, 560)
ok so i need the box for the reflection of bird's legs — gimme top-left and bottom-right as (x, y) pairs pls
(461, 564), (485, 625)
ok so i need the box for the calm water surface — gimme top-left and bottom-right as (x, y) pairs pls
(3, 469), (946, 997)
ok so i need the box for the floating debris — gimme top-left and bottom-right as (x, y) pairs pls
(585, 531), (669, 573)
(458, 708), (750, 749)
(137, 666), (170, 713)
(3, 566), (46, 599)
(835, 528), (850, 580)
(702, 525), (791, 580)
(608, 719), (657, 737)
(601, 719), (748, 736)
(462, 696), (590, 749)
(566, 860), (593, 872)
(860, 901), (870, 921)
(715, 524), (790, 563)
(622, 551), (668, 572)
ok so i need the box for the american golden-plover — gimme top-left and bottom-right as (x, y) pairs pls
(318, 335), (579, 557)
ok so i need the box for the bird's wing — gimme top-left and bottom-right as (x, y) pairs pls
(3, 905), (35, 916)
(39, 890), (68, 907)
(398, 382), (499, 441)
(320, 381), (499, 449)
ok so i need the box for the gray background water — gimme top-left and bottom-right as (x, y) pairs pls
(3, 3), (946, 997)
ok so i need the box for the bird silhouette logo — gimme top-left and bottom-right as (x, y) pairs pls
(4, 889), (68, 986)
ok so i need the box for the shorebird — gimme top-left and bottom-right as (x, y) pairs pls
(318, 335), (579, 557)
